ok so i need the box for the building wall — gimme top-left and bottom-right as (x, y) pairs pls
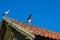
(0, 20), (7, 40)
(3, 24), (26, 40)
(12, 27), (26, 40)
(35, 35), (56, 40)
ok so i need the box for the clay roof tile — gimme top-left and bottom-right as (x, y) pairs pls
(6, 18), (60, 40)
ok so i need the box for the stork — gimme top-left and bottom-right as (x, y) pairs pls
(3, 10), (9, 16)
(27, 14), (32, 24)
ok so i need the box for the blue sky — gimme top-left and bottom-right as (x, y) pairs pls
(0, 0), (60, 32)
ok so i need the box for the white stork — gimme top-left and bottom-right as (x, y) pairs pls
(27, 14), (32, 24)
(3, 10), (9, 16)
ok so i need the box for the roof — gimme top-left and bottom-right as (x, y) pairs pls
(6, 18), (60, 40)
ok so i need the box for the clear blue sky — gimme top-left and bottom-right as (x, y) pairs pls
(0, 0), (60, 32)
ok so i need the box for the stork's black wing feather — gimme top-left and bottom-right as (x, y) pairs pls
(27, 14), (32, 20)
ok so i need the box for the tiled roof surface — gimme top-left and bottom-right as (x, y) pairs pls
(6, 18), (60, 40)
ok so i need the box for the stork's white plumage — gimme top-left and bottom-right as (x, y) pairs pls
(27, 14), (32, 24)
(3, 10), (10, 16)
(5, 10), (9, 15)
(27, 19), (32, 22)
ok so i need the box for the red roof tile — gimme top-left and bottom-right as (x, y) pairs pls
(6, 18), (60, 40)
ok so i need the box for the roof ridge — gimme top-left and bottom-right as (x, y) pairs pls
(6, 17), (60, 33)
(5, 17), (60, 39)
